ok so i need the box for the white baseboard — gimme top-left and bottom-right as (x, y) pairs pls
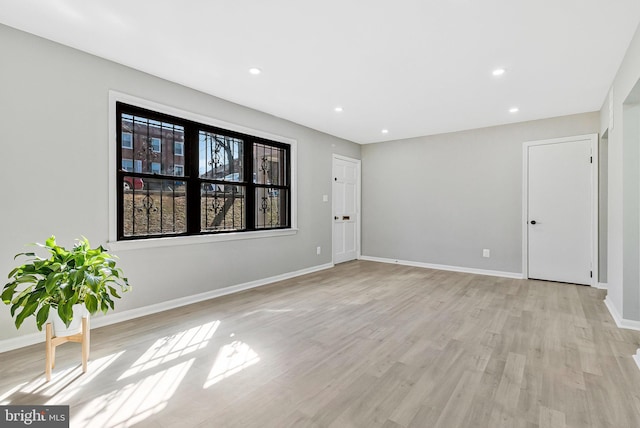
(359, 255), (524, 279)
(634, 349), (640, 371)
(0, 262), (334, 354)
(594, 282), (608, 290)
(604, 296), (640, 331)
(0, 334), (44, 355)
(596, 297), (640, 374)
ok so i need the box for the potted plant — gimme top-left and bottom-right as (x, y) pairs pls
(2, 235), (131, 336)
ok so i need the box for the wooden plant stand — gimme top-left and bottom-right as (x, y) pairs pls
(45, 316), (90, 381)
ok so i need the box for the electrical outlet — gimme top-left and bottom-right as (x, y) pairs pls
(483, 249), (490, 258)
(316, 246), (321, 255)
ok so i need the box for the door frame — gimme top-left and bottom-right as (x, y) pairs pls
(331, 154), (362, 264)
(521, 134), (599, 286)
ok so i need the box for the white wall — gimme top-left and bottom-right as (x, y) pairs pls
(361, 113), (599, 275)
(600, 22), (640, 323)
(0, 24), (360, 343)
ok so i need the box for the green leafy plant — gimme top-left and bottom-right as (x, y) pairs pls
(2, 236), (131, 330)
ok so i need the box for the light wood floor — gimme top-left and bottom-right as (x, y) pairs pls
(1, 261), (640, 428)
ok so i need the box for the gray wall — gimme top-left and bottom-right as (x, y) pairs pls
(361, 113), (599, 275)
(0, 24), (360, 342)
(599, 133), (608, 284)
(622, 101), (640, 320)
(600, 21), (640, 322)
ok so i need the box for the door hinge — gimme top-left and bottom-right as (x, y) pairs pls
(590, 156), (593, 163)
(590, 270), (593, 278)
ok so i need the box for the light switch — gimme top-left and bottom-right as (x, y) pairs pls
(323, 194), (328, 202)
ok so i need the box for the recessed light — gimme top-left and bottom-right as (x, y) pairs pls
(381, 129), (389, 134)
(249, 67), (262, 75)
(509, 107), (519, 113)
(493, 68), (506, 76)
(334, 106), (343, 113)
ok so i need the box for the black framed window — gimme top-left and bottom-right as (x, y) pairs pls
(116, 102), (291, 240)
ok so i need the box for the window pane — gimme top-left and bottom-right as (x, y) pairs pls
(120, 113), (185, 177)
(122, 132), (133, 149)
(201, 184), (245, 232)
(199, 131), (244, 181)
(254, 143), (287, 186)
(151, 137), (162, 153)
(175, 142), (184, 156)
(255, 187), (287, 229)
(122, 159), (134, 172)
(122, 177), (186, 237)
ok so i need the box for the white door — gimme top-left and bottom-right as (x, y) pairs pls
(333, 155), (360, 264)
(525, 135), (597, 285)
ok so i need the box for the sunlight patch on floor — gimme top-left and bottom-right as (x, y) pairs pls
(73, 358), (194, 428)
(119, 320), (219, 380)
(203, 340), (260, 388)
(46, 351), (126, 404)
(0, 351), (125, 405)
(0, 382), (28, 405)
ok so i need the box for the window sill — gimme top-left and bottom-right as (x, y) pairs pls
(107, 228), (298, 252)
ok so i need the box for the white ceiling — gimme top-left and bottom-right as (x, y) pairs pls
(1, 1), (639, 144)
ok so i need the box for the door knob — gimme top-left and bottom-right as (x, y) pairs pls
(530, 220), (537, 225)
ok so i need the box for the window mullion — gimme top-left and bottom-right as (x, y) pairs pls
(186, 123), (201, 234)
(245, 139), (255, 230)
(116, 104), (124, 239)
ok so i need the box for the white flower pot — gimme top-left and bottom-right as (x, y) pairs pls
(51, 304), (88, 337)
